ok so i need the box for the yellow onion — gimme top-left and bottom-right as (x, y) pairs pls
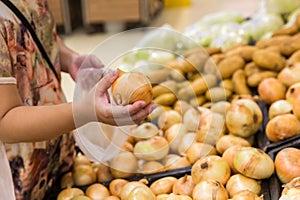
(216, 134), (251, 155)
(96, 162), (113, 182)
(73, 153), (91, 166)
(72, 164), (97, 186)
(185, 142), (217, 164)
(226, 174), (261, 197)
(86, 183), (110, 200)
(286, 82), (300, 105)
(178, 132), (197, 156)
(222, 145), (242, 174)
(60, 172), (74, 189)
(172, 175), (195, 196)
(192, 179), (229, 200)
(183, 107), (211, 132)
(292, 97), (300, 120)
(156, 193), (192, 200)
(72, 196), (92, 200)
(258, 77), (286, 104)
(232, 190), (263, 200)
(149, 176), (178, 195)
(103, 196), (120, 200)
(233, 147), (274, 179)
(280, 177), (300, 200)
(109, 151), (138, 178)
(57, 186), (84, 200)
(131, 122), (159, 140)
(109, 178), (129, 197)
(119, 180), (150, 200)
(112, 70), (153, 106)
(278, 63), (300, 87)
(265, 114), (300, 142)
(127, 185), (156, 200)
(225, 99), (263, 138)
(165, 123), (188, 154)
(133, 136), (169, 161)
(158, 110), (182, 131)
(275, 147), (300, 183)
(147, 105), (171, 121)
(268, 100), (293, 119)
(191, 155), (231, 185)
(163, 155), (191, 171)
(196, 112), (227, 146)
(139, 160), (164, 174)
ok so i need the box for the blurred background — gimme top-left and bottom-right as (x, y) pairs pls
(50, 0), (262, 101)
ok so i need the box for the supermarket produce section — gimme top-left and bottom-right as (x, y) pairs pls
(48, 0), (300, 199)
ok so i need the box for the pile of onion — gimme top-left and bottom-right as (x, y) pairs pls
(112, 69), (153, 106)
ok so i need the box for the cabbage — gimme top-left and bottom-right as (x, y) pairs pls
(197, 12), (245, 26)
(265, 0), (300, 14)
(242, 12), (284, 41)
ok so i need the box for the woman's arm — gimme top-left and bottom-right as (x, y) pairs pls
(0, 71), (155, 144)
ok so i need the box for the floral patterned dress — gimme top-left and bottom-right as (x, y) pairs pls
(0, 0), (75, 199)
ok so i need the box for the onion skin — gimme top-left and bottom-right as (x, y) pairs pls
(165, 123), (187, 154)
(57, 187), (84, 200)
(216, 134), (251, 155)
(191, 155), (231, 185)
(149, 176), (178, 195)
(258, 77), (286, 104)
(133, 136), (169, 161)
(72, 164), (97, 186)
(109, 179), (129, 197)
(139, 161), (165, 174)
(96, 163), (113, 182)
(119, 181), (150, 200)
(275, 147), (300, 183)
(222, 145), (242, 174)
(226, 174), (261, 197)
(72, 196), (92, 200)
(172, 175), (195, 196)
(225, 99), (263, 138)
(109, 151), (138, 178)
(131, 122), (159, 140)
(232, 190), (263, 200)
(60, 172), (74, 189)
(286, 82), (300, 105)
(280, 177), (300, 199)
(192, 179), (229, 200)
(112, 70), (153, 106)
(158, 110), (182, 131)
(127, 185), (156, 200)
(74, 153), (91, 166)
(265, 114), (300, 142)
(85, 183), (110, 200)
(178, 132), (197, 156)
(268, 100), (292, 120)
(185, 142), (217, 164)
(183, 107), (210, 132)
(233, 147), (274, 179)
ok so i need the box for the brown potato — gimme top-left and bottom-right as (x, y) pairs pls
(205, 87), (232, 102)
(272, 24), (299, 37)
(288, 49), (300, 64)
(203, 54), (225, 75)
(225, 45), (258, 62)
(232, 69), (251, 95)
(247, 71), (278, 87)
(217, 55), (245, 79)
(280, 33), (300, 56)
(255, 35), (291, 49)
(153, 93), (177, 106)
(252, 49), (286, 72)
(244, 62), (262, 77)
(204, 47), (222, 55)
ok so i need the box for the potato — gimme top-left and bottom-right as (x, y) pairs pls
(244, 62), (262, 77)
(153, 93), (177, 106)
(280, 33), (300, 56)
(255, 35), (291, 49)
(203, 54), (225, 75)
(205, 87), (232, 102)
(252, 49), (286, 72)
(185, 51), (208, 72)
(232, 69), (251, 95)
(272, 24), (299, 37)
(219, 79), (234, 91)
(204, 47), (222, 55)
(225, 45), (258, 62)
(265, 45), (281, 54)
(247, 71), (278, 87)
(189, 96), (207, 106)
(152, 80), (178, 98)
(217, 55), (245, 79)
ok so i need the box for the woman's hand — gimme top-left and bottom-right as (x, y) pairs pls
(74, 70), (156, 127)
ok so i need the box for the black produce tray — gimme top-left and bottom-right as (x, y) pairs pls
(43, 166), (192, 200)
(262, 135), (300, 200)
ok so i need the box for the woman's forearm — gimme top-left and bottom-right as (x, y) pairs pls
(0, 103), (76, 143)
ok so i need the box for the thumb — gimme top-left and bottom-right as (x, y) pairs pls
(96, 70), (119, 94)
